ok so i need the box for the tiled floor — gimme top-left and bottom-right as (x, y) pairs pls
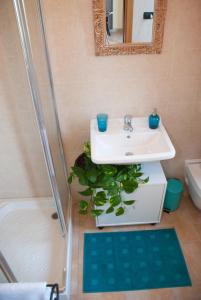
(70, 191), (201, 300)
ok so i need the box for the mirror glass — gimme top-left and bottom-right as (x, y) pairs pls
(105, 0), (155, 45)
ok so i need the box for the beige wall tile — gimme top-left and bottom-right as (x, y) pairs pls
(42, 0), (201, 184)
(1, 0), (201, 198)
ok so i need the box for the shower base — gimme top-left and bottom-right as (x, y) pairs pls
(0, 197), (66, 288)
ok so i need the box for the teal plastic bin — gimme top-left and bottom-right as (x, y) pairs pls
(164, 179), (184, 212)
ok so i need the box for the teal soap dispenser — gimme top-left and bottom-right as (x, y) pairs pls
(149, 108), (160, 129)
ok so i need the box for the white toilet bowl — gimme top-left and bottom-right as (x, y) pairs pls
(185, 159), (201, 210)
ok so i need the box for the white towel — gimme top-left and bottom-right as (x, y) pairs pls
(0, 282), (51, 300)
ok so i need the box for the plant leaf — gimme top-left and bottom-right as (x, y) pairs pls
(94, 198), (107, 206)
(122, 180), (138, 193)
(101, 165), (117, 176)
(109, 195), (121, 207)
(95, 191), (107, 200)
(72, 166), (88, 185)
(79, 200), (88, 211)
(106, 206), (114, 214)
(98, 174), (114, 187)
(123, 200), (135, 205)
(94, 191), (107, 206)
(83, 142), (91, 158)
(86, 167), (98, 183)
(91, 209), (104, 217)
(144, 176), (149, 183)
(107, 186), (119, 197)
(134, 172), (143, 178)
(68, 174), (73, 184)
(122, 181), (134, 193)
(79, 176), (88, 186)
(72, 166), (83, 176)
(115, 207), (124, 216)
(116, 174), (125, 181)
(79, 187), (93, 196)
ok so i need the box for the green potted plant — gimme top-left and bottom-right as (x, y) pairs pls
(68, 142), (149, 217)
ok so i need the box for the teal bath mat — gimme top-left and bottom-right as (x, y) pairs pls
(83, 228), (191, 293)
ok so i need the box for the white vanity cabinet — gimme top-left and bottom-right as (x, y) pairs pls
(96, 162), (167, 227)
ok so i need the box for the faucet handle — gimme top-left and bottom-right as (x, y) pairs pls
(124, 114), (132, 124)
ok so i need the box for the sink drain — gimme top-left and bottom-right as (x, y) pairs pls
(125, 152), (134, 156)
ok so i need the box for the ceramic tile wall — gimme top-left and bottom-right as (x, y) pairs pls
(42, 0), (201, 199)
(1, 0), (201, 198)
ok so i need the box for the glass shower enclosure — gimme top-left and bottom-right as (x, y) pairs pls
(0, 0), (71, 296)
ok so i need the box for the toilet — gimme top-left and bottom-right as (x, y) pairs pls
(185, 159), (201, 210)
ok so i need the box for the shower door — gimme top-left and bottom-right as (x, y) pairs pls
(13, 0), (70, 236)
(0, 0), (71, 292)
(0, 252), (17, 283)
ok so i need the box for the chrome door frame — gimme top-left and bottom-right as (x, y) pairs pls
(12, 0), (68, 236)
(0, 251), (17, 283)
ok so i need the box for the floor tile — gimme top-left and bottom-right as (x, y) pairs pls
(71, 194), (201, 299)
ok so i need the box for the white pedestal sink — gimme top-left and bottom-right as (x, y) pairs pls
(90, 117), (176, 227)
(90, 117), (175, 165)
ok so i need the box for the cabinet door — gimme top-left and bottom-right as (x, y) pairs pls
(96, 184), (166, 227)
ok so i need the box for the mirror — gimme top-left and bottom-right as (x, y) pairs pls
(93, 0), (167, 55)
(106, 0), (155, 44)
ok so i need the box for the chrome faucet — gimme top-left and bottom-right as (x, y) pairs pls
(124, 114), (133, 132)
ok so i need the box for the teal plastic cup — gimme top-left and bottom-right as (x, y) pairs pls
(97, 113), (108, 132)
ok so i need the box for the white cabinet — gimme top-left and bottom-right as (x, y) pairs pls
(96, 162), (167, 227)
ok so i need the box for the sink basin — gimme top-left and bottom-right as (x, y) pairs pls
(90, 117), (175, 164)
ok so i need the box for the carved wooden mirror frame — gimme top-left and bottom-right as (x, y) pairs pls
(93, 0), (167, 56)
